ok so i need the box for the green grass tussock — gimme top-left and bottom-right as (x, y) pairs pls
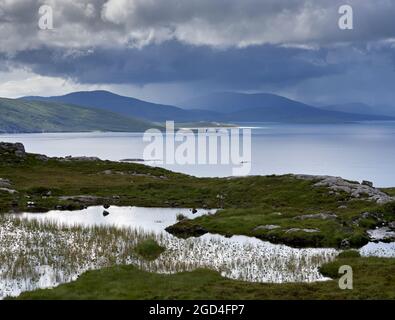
(134, 239), (165, 261)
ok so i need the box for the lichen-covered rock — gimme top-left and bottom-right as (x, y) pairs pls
(294, 174), (394, 204)
(34, 154), (49, 161)
(253, 225), (281, 231)
(294, 213), (337, 221)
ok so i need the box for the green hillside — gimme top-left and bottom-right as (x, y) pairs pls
(0, 98), (159, 133)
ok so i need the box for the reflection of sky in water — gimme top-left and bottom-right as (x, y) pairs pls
(15, 206), (395, 258)
(360, 242), (395, 258)
(13, 206), (213, 233)
(1, 121), (395, 186)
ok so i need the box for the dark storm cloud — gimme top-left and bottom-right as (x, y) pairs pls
(6, 41), (343, 88)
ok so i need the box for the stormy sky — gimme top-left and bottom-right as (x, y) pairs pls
(0, 0), (395, 107)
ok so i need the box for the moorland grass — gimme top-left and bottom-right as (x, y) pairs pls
(14, 255), (395, 300)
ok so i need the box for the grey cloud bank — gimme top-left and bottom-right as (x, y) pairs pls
(1, 0), (395, 50)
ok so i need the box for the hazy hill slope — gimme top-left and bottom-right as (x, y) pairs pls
(182, 92), (394, 122)
(0, 98), (159, 133)
(223, 106), (390, 122)
(319, 103), (395, 117)
(23, 90), (394, 123)
(181, 92), (316, 113)
(23, 90), (220, 122)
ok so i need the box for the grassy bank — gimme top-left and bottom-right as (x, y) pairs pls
(134, 239), (165, 261)
(167, 201), (394, 248)
(14, 255), (395, 300)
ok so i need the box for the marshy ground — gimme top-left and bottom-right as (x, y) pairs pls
(1, 143), (395, 299)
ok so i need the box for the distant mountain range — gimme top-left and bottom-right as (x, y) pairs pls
(0, 90), (392, 133)
(23, 90), (220, 122)
(0, 97), (159, 133)
(22, 90), (394, 125)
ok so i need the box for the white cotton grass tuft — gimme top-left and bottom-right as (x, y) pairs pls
(0, 210), (339, 299)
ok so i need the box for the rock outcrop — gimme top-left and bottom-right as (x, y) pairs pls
(294, 213), (337, 221)
(285, 228), (320, 234)
(253, 225), (281, 231)
(60, 156), (101, 162)
(294, 174), (394, 204)
(0, 142), (26, 157)
(0, 142), (50, 162)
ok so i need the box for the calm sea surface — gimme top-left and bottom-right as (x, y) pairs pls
(1, 121), (395, 187)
